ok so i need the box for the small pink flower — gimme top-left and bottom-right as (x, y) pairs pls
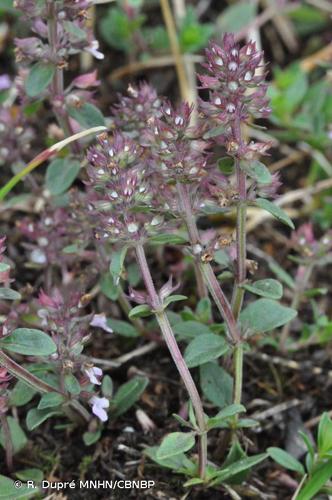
(84, 366), (103, 385)
(90, 396), (109, 422)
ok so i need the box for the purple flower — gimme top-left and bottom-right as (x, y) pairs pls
(90, 396), (109, 422)
(85, 40), (104, 60)
(90, 313), (113, 333)
(199, 34), (271, 156)
(84, 366), (103, 385)
(0, 75), (11, 91)
(112, 82), (163, 134)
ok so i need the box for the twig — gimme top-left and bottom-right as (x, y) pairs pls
(89, 341), (158, 368)
(250, 399), (302, 421)
(109, 54), (203, 81)
(160, 0), (189, 100)
(248, 351), (332, 380)
(113, 341), (158, 365)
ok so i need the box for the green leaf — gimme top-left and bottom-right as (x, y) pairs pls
(9, 381), (37, 407)
(163, 295), (187, 307)
(218, 157), (234, 175)
(25, 62), (55, 98)
(83, 430), (101, 446)
(179, 7), (214, 53)
(255, 198), (295, 229)
(128, 304), (152, 318)
(184, 333), (229, 368)
(200, 362), (233, 408)
(68, 103), (105, 128)
(100, 7), (146, 51)
(46, 158), (81, 195)
(101, 375), (113, 398)
(38, 392), (65, 410)
(63, 20), (86, 41)
(217, 1), (256, 33)
(240, 160), (272, 184)
(184, 478), (205, 487)
(196, 298), (212, 323)
(267, 447), (304, 474)
(156, 432), (195, 460)
(0, 328), (57, 355)
(112, 376), (148, 417)
(64, 374), (81, 395)
(26, 408), (60, 430)
(268, 261), (296, 290)
(0, 417), (27, 454)
(203, 125), (227, 139)
(173, 320), (212, 340)
(211, 453), (268, 485)
(0, 287), (21, 300)
(240, 299), (297, 333)
(0, 262), (9, 273)
(106, 318), (138, 338)
(15, 469), (43, 482)
(208, 404), (246, 429)
(0, 475), (36, 499)
(109, 246), (128, 285)
(296, 459), (332, 500)
(318, 412), (332, 457)
(100, 272), (119, 300)
(144, 446), (196, 473)
(148, 233), (188, 245)
(242, 279), (283, 299)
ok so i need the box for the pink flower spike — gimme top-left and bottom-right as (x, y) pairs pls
(90, 313), (113, 333)
(90, 396), (109, 422)
(85, 366), (103, 385)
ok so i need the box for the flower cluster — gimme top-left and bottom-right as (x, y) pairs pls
(86, 132), (167, 242)
(111, 82), (163, 135)
(14, 1), (103, 66)
(0, 87), (36, 168)
(143, 102), (210, 185)
(17, 205), (92, 266)
(199, 33), (270, 157)
(292, 223), (332, 260)
(37, 288), (112, 422)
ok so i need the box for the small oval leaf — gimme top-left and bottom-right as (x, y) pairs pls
(0, 328), (57, 356)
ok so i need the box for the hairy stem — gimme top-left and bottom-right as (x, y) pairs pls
(0, 350), (89, 423)
(0, 414), (13, 471)
(176, 183), (208, 299)
(135, 243), (207, 478)
(47, 1), (80, 154)
(176, 183), (240, 343)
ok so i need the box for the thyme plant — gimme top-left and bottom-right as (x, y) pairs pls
(83, 34), (298, 482)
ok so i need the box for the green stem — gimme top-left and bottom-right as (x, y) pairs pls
(47, 0), (80, 155)
(233, 344), (244, 406)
